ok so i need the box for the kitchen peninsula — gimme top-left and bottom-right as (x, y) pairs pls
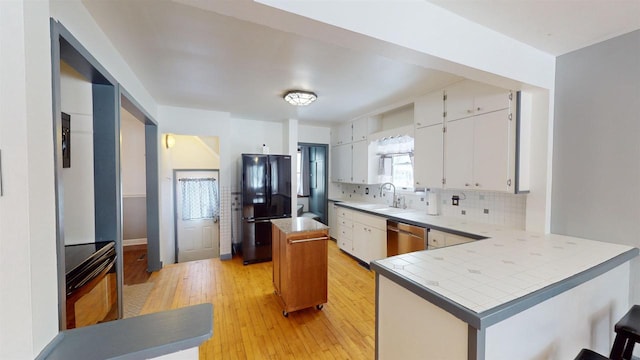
(334, 202), (638, 360)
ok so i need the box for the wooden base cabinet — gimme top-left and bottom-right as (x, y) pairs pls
(272, 218), (329, 317)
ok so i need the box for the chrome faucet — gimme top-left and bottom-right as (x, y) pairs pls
(380, 182), (398, 208)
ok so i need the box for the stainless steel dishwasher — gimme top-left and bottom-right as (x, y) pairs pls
(386, 220), (427, 256)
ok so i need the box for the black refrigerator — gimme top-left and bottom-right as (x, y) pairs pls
(241, 154), (292, 265)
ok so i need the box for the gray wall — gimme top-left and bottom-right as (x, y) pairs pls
(552, 30), (640, 302)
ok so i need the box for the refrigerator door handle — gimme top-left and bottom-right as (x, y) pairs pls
(266, 158), (272, 210)
(245, 218), (272, 224)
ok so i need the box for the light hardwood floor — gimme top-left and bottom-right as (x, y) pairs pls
(142, 240), (376, 359)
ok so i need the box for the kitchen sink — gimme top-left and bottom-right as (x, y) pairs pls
(373, 207), (410, 214)
(355, 203), (386, 209)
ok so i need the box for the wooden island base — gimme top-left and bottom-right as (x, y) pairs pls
(271, 218), (330, 317)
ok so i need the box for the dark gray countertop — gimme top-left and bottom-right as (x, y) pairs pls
(37, 303), (213, 360)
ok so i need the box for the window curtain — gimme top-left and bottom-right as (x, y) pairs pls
(297, 146), (310, 196)
(180, 177), (219, 221)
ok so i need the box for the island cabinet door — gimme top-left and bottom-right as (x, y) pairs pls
(280, 230), (329, 312)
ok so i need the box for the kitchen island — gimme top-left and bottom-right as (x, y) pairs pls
(333, 201), (638, 360)
(271, 217), (330, 316)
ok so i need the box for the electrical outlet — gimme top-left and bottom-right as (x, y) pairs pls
(461, 209), (466, 215)
(452, 195), (460, 206)
(484, 209), (489, 214)
(365, 187), (369, 195)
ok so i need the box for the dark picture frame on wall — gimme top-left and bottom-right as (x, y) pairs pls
(62, 112), (71, 168)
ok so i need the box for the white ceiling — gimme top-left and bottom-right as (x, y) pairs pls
(81, 0), (640, 124)
(428, 0), (640, 56)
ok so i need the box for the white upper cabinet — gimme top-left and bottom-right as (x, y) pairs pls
(445, 80), (511, 121)
(444, 109), (514, 192)
(351, 140), (378, 184)
(331, 116), (381, 184)
(473, 109), (513, 192)
(443, 80), (515, 193)
(414, 124), (444, 189)
(332, 122), (353, 145)
(330, 143), (352, 182)
(352, 116), (382, 142)
(414, 90), (444, 128)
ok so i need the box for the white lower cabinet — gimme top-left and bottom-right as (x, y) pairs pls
(336, 208), (354, 255)
(328, 201), (338, 239)
(335, 208), (386, 265)
(428, 229), (474, 249)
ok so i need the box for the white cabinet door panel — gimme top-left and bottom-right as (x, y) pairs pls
(331, 144), (351, 182)
(473, 84), (510, 116)
(369, 227), (387, 262)
(414, 124), (444, 189)
(473, 109), (510, 192)
(351, 140), (368, 184)
(415, 91), (444, 128)
(444, 118), (473, 189)
(445, 81), (477, 121)
(353, 224), (369, 263)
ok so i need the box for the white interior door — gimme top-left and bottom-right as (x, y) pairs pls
(176, 170), (220, 262)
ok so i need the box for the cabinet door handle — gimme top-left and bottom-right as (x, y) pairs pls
(467, 109), (473, 114)
(289, 236), (329, 244)
(475, 183), (480, 187)
(465, 183), (470, 187)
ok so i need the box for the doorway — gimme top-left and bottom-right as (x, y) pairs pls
(120, 107), (151, 286)
(174, 170), (220, 262)
(298, 143), (329, 224)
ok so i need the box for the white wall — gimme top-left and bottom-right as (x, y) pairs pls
(60, 62), (96, 245)
(524, 87), (553, 233)
(121, 108), (146, 196)
(381, 105), (413, 130)
(299, 124), (330, 145)
(0, 0), (58, 357)
(166, 135), (220, 170)
(551, 30), (640, 308)
(0, 1), (161, 357)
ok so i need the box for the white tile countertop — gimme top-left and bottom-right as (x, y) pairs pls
(335, 201), (638, 326)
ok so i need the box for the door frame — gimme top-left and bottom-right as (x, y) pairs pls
(51, 19), (160, 328)
(297, 142), (329, 224)
(120, 89), (161, 273)
(173, 169), (220, 263)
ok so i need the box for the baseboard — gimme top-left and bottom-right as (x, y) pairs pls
(220, 253), (232, 260)
(123, 238), (147, 246)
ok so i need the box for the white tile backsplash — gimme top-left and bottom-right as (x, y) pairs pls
(335, 183), (527, 229)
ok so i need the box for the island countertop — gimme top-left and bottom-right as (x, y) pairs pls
(334, 201), (638, 329)
(271, 217), (329, 235)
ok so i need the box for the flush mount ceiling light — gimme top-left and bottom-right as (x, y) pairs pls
(283, 90), (317, 106)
